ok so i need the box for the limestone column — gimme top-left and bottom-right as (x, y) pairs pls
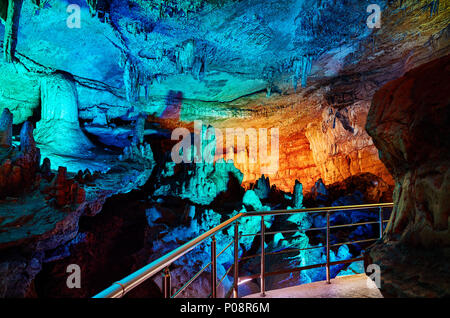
(34, 73), (94, 157)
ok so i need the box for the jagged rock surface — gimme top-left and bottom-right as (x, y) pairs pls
(365, 54), (450, 297)
(367, 54), (450, 247)
(0, 120), (41, 198)
(253, 174), (270, 200)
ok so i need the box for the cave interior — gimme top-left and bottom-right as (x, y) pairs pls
(0, 0), (449, 298)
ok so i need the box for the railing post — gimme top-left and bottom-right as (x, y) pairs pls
(379, 207), (384, 239)
(233, 221), (239, 299)
(211, 236), (217, 298)
(162, 267), (171, 298)
(326, 211), (331, 284)
(260, 216), (266, 297)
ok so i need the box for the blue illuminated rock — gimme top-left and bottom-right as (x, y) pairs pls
(243, 190), (263, 211)
(153, 124), (244, 205)
(0, 108), (13, 147)
(311, 178), (328, 201)
(34, 73), (94, 157)
(293, 179), (304, 208)
(19, 121), (35, 153)
(253, 174), (270, 200)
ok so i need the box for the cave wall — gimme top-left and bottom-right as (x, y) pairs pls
(364, 54), (450, 297)
(367, 54), (450, 247)
(209, 88), (395, 193)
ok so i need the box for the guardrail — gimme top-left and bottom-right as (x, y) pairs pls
(93, 202), (393, 298)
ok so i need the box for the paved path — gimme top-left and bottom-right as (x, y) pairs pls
(244, 274), (383, 298)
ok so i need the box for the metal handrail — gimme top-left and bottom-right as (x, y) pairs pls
(93, 202), (393, 298)
(93, 212), (243, 298)
(242, 202), (393, 217)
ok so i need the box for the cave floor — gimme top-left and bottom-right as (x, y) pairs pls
(244, 274), (383, 298)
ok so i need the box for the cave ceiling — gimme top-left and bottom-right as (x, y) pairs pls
(0, 0), (448, 118)
(2, 0), (402, 105)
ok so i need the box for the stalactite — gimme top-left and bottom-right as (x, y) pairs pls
(292, 59), (301, 91)
(124, 58), (140, 102)
(292, 55), (312, 90)
(86, 0), (98, 17)
(176, 39), (195, 74)
(263, 66), (275, 97)
(301, 56), (312, 88)
(429, 0), (439, 18)
(192, 57), (202, 80)
(3, 0), (23, 63)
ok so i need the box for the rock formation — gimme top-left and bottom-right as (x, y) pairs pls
(41, 166), (86, 208)
(0, 119), (41, 198)
(253, 174), (270, 200)
(0, 108), (13, 146)
(293, 180), (304, 208)
(2, 0), (23, 63)
(119, 142), (155, 167)
(34, 73), (95, 157)
(365, 54), (450, 297)
(242, 189), (263, 211)
(152, 125), (244, 206)
(305, 104), (394, 189)
(310, 178), (328, 201)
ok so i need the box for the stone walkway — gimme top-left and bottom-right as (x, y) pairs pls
(244, 274), (383, 298)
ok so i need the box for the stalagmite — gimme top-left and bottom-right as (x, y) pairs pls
(132, 115), (146, 145)
(254, 174), (270, 200)
(0, 108), (13, 147)
(40, 157), (52, 180)
(242, 189), (263, 211)
(293, 180), (304, 208)
(19, 121), (36, 153)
